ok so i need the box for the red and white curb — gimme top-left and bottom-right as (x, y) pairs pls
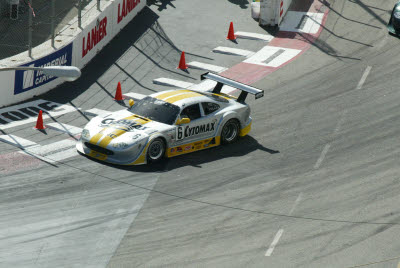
(155, 0), (329, 87)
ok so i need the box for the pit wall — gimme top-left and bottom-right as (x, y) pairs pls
(259, 0), (292, 26)
(0, 0), (145, 108)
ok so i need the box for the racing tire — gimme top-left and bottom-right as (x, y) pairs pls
(221, 119), (240, 144)
(147, 138), (166, 163)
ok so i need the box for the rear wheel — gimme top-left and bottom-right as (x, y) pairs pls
(147, 138), (165, 162)
(221, 119), (240, 144)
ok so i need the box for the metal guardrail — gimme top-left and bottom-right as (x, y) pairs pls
(0, 0), (98, 61)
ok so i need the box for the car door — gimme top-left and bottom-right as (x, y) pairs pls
(173, 103), (219, 147)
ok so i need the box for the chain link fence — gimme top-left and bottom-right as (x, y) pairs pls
(0, 0), (99, 61)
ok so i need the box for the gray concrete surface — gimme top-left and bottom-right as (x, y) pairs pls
(1, 0), (400, 267)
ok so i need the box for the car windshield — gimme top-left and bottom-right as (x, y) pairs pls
(128, 96), (180, 125)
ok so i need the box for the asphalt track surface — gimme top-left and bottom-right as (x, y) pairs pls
(1, 0), (400, 267)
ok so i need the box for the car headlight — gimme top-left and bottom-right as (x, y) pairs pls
(81, 129), (90, 140)
(112, 142), (129, 149)
(394, 11), (400, 19)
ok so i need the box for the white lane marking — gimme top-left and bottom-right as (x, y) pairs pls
(314, 144), (331, 170)
(84, 108), (111, 117)
(356, 66), (372, 89)
(188, 79), (217, 92)
(235, 31), (273, 41)
(334, 110), (347, 135)
(264, 193), (302, 257)
(0, 134), (38, 149)
(243, 46), (301, 67)
(123, 92), (146, 100)
(188, 79), (236, 94)
(0, 100), (79, 130)
(265, 229), (284, 256)
(212, 46), (255, 57)
(288, 193), (303, 216)
(153, 78), (194, 89)
(279, 12), (324, 34)
(187, 61), (227, 73)
(47, 123), (83, 136)
(20, 139), (77, 163)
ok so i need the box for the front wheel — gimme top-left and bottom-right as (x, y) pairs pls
(221, 119), (240, 144)
(147, 138), (165, 163)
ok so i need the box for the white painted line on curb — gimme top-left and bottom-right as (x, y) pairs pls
(187, 61), (227, 73)
(357, 66), (372, 89)
(153, 78), (194, 89)
(314, 144), (331, 170)
(235, 31), (273, 42)
(47, 123), (83, 136)
(21, 139), (77, 163)
(188, 79), (236, 95)
(0, 135), (38, 149)
(188, 80), (217, 92)
(265, 229), (284, 256)
(84, 108), (112, 117)
(123, 92), (146, 100)
(212, 46), (255, 57)
(244, 46), (301, 68)
(279, 12), (324, 34)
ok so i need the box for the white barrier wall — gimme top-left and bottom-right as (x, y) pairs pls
(0, 0), (145, 108)
(112, 0), (146, 38)
(259, 0), (292, 26)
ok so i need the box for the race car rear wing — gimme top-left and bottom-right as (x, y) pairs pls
(200, 72), (264, 103)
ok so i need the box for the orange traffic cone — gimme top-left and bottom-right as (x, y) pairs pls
(34, 110), (46, 130)
(114, 82), (125, 101)
(177, 51), (188, 70)
(226, 22), (236, 40)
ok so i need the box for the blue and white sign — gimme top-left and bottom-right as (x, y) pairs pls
(14, 43), (73, 95)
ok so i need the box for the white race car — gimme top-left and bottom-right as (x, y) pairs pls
(76, 73), (264, 165)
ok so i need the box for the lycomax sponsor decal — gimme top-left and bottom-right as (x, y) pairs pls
(82, 16), (108, 58)
(176, 122), (215, 141)
(117, 0), (141, 24)
(14, 43), (73, 95)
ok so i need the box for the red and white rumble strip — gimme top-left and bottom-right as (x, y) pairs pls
(221, 0), (329, 84)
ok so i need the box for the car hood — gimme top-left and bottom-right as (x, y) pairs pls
(82, 110), (173, 148)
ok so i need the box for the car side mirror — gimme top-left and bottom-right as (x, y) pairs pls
(177, 117), (191, 125)
(129, 99), (135, 107)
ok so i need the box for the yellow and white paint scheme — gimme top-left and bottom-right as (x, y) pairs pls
(77, 87), (255, 166)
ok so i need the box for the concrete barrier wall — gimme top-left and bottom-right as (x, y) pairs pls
(0, 0), (145, 108)
(259, 0), (292, 26)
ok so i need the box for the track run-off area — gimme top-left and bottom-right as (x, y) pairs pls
(1, 0), (400, 267)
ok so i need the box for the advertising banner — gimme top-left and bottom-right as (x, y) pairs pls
(77, 6), (113, 68)
(112, 0), (145, 37)
(14, 43), (73, 95)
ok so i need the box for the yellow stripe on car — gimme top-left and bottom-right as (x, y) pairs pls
(154, 90), (193, 100)
(89, 129), (105, 144)
(164, 92), (202, 103)
(98, 129), (126, 148)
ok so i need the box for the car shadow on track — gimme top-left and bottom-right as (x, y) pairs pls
(83, 135), (279, 172)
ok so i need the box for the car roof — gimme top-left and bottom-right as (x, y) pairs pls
(150, 89), (233, 108)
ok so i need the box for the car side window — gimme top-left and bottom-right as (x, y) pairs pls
(202, 102), (220, 115)
(180, 104), (201, 121)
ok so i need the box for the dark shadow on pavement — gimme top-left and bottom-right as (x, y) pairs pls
(147, 0), (176, 11)
(83, 135), (279, 173)
(41, 7), (198, 105)
(227, 0), (249, 9)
